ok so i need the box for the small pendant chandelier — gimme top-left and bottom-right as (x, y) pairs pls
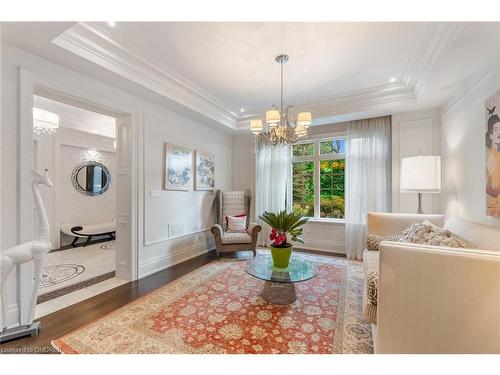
(250, 54), (312, 145)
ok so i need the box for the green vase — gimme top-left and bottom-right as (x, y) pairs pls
(270, 245), (293, 268)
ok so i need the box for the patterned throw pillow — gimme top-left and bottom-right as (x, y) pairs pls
(400, 222), (474, 248)
(366, 272), (378, 305)
(422, 220), (450, 234)
(366, 233), (402, 251)
(363, 272), (378, 325)
(227, 215), (247, 232)
(400, 222), (431, 244)
(424, 230), (474, 248)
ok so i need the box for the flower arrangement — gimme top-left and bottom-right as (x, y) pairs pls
(259, 210), (309, 248)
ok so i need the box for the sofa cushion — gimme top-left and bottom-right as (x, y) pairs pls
(366, 233), (402, 251)
(221, 232), (252, 244)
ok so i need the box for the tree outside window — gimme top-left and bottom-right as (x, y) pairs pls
(292, 138), (345, 219)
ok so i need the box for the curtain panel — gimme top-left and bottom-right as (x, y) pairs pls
(345, 116), (392, 260)
(255, 140), (291, 246)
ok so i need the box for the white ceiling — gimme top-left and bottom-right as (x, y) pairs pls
(100, 22), (420, 110)
(34, 95), (116, 138)
(2, 22), (500, 130)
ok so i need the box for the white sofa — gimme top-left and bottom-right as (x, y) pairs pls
(364, 212), (500, 354)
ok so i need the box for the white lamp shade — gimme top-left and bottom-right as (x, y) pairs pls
(250, 119), (263, 134)
(400, 155), (441, 193)
(297, 112), (312, 127)
(265, 110), (280, 126)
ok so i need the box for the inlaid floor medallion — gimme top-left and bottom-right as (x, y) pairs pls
(41, 264), (86, 288)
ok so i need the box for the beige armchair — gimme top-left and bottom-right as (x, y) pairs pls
(210, 190), (261, 257)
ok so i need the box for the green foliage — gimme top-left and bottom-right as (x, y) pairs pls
(259, 210), (309, 245)
(292, 156), (345, 219)
(292, 161), (314, 217)
(319, 159), (345, 218)
(320, 139), (344, 155)
(292, 142), (315, 157)
(320, 196), (345, 218)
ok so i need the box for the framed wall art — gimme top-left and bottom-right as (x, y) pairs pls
(194, 150), (215, 191)
(164, 143), (193, 191)
(486, 90), (500, 217)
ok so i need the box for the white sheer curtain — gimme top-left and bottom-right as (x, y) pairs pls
(345, 116), (391, 260)
(255, 141), (291, 246)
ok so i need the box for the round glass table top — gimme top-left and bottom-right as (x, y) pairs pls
(245, 254), (318, 283)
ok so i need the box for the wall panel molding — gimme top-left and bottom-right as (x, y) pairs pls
(295, 239), (345, 255)
(139, 239), (214, 278)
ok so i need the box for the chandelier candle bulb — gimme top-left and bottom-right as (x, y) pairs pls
(250, 119), (263, 134)
(266, 110), (280, 126)
(297, 112), (312, 127)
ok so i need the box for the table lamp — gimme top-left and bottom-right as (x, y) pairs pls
(400, 154), (441, 214)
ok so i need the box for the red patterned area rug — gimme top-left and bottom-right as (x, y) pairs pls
(52, 252), (373, 354)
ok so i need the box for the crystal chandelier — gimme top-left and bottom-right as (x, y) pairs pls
(33, 108), (60, 136)
(250, 54), (312, 145)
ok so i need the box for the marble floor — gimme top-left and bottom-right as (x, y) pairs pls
(40, 241), (116, 295)
(35, 240), (122, 318)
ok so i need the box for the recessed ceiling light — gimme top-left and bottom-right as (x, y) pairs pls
(389, 77), (397, 83)
(107, 21), (116, 27)
(240, 108), (245, 113)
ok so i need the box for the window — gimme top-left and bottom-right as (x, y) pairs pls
(291, 138), (345, 220)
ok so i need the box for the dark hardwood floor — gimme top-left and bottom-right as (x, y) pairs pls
(0, 248), (342, 354)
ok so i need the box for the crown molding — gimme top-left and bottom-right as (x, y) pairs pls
(52, 23), (239, 130)
(237, 82), (416, 129)
(442, 64), (500, 116)
(403, 22), (462, 98)
(51, 22), (458, 130)
(239, 22), (460, 129)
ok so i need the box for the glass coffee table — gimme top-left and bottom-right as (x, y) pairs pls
(245, 254), (318, 305)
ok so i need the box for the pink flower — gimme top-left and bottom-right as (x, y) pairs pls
(274, 233), (286, 246)
(269, 228), (277, 241)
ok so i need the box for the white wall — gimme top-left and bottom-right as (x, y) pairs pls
(392, 108), (442, 214)
(442, 66), (500, 228)
(0, 42), (234, 328)
(140, 109), (233, 277)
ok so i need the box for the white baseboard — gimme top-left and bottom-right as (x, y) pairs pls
(294, 238), (345, 254)
(139, 240), (215, 278)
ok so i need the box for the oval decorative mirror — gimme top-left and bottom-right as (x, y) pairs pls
(71, 161), (112, 196)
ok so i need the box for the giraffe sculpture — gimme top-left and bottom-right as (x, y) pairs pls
(0, 169), (53, 333)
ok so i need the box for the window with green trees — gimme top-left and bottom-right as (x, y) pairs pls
(291, 138), (345, 219)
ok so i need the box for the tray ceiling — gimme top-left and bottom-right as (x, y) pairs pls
(2, 22), (499, 129)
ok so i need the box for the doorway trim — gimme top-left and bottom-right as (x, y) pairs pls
(18, 68), (140, 325)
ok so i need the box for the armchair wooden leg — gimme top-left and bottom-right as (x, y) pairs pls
(253, 250), (256, 257)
